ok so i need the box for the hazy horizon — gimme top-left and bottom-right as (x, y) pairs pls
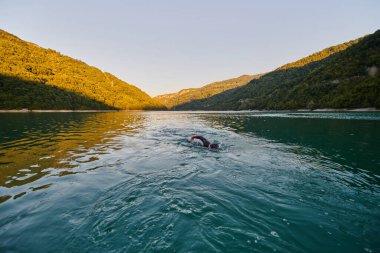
(0, 0), (379, 96)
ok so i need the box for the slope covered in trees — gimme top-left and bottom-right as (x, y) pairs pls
(0, 29), (164, 110)
(174, 30), (380, 110)
(155, 74), (262, 109)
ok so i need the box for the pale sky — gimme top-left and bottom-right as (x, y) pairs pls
(0, 0), (379, 96)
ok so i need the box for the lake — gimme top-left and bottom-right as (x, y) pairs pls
(0, 111), (379, 253)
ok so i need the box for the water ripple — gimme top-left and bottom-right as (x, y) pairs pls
(0, 111), (379, 253)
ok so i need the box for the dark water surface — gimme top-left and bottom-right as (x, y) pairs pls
(0, 111), (379, 252)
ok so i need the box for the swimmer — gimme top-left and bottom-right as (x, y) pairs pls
(190, 135), (220, 149)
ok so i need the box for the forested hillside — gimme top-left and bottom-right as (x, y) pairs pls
(2, 29), (378, 111)
(155, 74), (262, 108)
(0, 29), (164, 110)
(174, 30), (380, 110)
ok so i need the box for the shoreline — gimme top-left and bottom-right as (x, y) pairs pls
(173, 108), (380, 112)
(0, 108), (379, 113)
(298, 107), (379, 112)
(0, 109), (119, 113)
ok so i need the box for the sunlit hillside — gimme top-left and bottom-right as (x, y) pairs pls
(0, 30), (165, 110)
(155, 74), (262, 109)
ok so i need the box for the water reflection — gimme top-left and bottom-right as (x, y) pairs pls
(0, 112), (145, 201)
(1, 112), (379, 252)
(198, 112), (380, 179)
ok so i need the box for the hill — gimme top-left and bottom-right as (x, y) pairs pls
(155, 74), (262, 109)
(174, 30), (380, 110)
(0, 29), (165, 110)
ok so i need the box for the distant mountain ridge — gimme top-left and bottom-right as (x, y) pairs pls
(173, 30), (380, 110)
(0, 29), (164, 110)
(155, 74), (262, 108)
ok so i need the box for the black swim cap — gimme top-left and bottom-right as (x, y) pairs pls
(210, 144), (219, 149)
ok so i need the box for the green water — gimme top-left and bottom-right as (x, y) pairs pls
(0, 111), (379, 252)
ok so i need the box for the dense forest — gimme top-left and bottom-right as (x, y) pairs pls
(172, 30), (380, 110)
(0, 29), (164, 110)
(155, 74), (262, 108)
(2, 28), (379, 111)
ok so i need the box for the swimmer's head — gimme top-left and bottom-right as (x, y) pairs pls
(209, 143), (220, 149)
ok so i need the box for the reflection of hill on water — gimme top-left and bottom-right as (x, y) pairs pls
(199, 113), (380, 178)
(0, 112), (146, 190)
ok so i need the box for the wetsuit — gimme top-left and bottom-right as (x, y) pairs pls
(191, 135), (211, 148)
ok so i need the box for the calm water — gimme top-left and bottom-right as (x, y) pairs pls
(0, 111), (379, 253)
